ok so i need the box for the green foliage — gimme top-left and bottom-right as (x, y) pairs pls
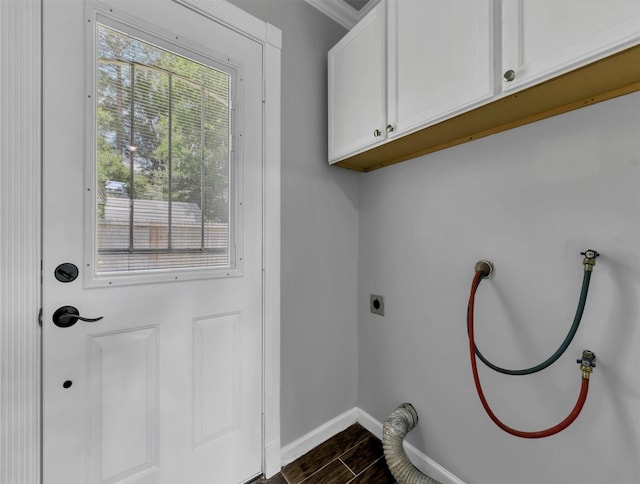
(96, 24), (231, 223)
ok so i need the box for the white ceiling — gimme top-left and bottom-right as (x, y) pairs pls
(304, 0), (380, 29)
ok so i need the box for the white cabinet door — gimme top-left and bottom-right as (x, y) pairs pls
(388, 0), (495, 138)
(502, 0), (640, 92)
(328, 1), (386, 163)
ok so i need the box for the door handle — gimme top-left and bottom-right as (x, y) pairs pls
(52, 306), (103, 328)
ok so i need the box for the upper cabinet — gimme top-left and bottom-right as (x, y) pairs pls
(329, 0), (640, 171)
(328, 0), (495, 164)
(502, 0), (640, 91)
(328, 2), (386, 162)
(387, 0), (495, 139)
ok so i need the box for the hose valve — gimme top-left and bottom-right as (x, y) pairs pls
(474, 260), (494, 279)
(581, 250), (600, 272)
(577, 350), (596, 379)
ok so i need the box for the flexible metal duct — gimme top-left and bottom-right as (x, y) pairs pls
(382, 403), (441, 484)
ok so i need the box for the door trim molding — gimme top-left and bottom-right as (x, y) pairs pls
(0, 0), (281, 481)
(0, 1), (42, 483)
(261, 21), (283, 479)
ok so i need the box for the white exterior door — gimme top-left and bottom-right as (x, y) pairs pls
(42, 1), (265, 483)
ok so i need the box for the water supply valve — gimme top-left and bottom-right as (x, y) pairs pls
(474, 260), (494, 279)
(577, 350), (596, 379)
(581, 250), (600, 272)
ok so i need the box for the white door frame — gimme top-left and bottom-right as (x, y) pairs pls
(0, 0), (282, 480)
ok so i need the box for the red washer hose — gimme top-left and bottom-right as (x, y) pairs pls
(468, 270), (590, 438)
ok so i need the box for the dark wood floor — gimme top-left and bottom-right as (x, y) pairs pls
(251, 423), (395, 484)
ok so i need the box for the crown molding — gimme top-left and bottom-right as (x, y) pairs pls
(304, 0), (360, 29)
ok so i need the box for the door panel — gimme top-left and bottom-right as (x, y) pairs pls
(193, 312), (241, 447)
(42, 1), (263, 483)
(88, 327), (159, 483)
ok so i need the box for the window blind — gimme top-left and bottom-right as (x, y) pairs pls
(95, 23), (234, 273)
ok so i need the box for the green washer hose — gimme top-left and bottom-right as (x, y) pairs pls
(469, 269), (591, 376)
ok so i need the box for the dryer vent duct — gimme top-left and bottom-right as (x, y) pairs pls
(382, 403), (441, 484)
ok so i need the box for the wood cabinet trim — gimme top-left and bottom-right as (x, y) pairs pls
(333, 44), (640, 172)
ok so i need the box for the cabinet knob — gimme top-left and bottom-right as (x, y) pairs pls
(373, 129), (382, 137)
(503, 69), (516, 82)
(386, 124), (395, 133)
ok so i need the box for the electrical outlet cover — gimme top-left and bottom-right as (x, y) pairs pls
(370, 294), (384, 316)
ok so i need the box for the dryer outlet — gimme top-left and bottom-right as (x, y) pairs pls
(370, 294), (384, 316)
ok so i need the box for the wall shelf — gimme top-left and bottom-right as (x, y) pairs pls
(333, 44), (640, 172)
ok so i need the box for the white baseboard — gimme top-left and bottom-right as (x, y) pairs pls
(280, 408), (358, 466)
(280, 406), (465, 484)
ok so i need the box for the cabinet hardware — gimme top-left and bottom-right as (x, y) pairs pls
(503, 69), (516, 82)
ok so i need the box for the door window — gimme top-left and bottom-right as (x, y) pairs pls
(93, 21), (237, 278)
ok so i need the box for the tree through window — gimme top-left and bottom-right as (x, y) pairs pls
(95, 22), (235, 273)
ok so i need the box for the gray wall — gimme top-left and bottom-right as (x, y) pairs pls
(229, 4), (640, 483)
(227, 0), (359, 447)
(358, 92), (640, 483)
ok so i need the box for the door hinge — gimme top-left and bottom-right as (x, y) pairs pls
(38, 307), (43, 327)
